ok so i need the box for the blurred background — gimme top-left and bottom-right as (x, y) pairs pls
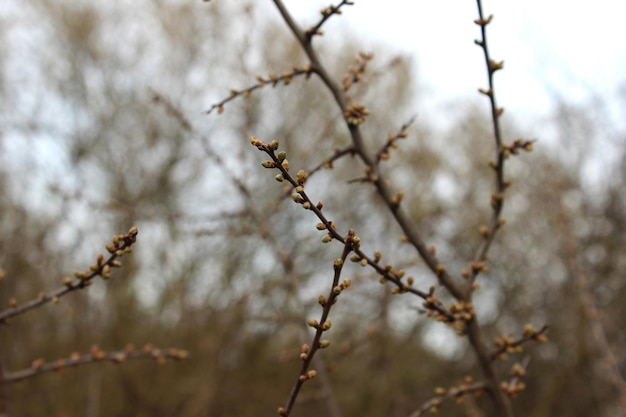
(0, 1), (624, 416)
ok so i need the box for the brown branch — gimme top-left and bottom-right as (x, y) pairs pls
(269, 3), (533, 417)
(278, 236), (355, 417)
(304, 1), (354, 41)
(467, 1), (508, 289)
(251, 137), (456, 322)
(156, 95), (344, 417)
(271, 0), (466, 302)
(490, 325), (549, 361)
(0, 227), (138, 324)
(0, 360), (8, 417)
(307, 145), (358, 176)
(2, 345), (187, 384)
(205, 66), (314, 114)
(375, 116), (416, 163)
(408, 380), (487, 417)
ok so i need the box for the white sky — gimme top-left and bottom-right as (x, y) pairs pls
(281, 0), (626, 125)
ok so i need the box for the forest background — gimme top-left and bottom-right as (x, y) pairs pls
(0, 1), (625, 416)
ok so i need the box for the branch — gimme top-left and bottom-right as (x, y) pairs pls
(408, 379), (487, 417)
(3, 345), (187, 383)
(251, 137), (456, 322)
(304, 1), (354, 41)
(0, 227), (139, 324)
(490, 325), (549, 361)
(375, 116), (416, 163)
(271, 0), (465, 301)
(278, 236), (355, 417)
(205, 66), (314, 114)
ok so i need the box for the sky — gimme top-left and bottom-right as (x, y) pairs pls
(280, 0), (626, 127)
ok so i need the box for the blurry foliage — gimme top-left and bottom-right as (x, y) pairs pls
(0, 1), (625, 416)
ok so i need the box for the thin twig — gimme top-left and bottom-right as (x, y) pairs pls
(279, 237), (354, 417)
(0, 227), (138, 324)
(304, 1), (354, 41)
(3, 345), (187, 383)
(408, 381), (487, 417)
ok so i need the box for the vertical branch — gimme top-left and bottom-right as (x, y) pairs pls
(279, 237), (354, 417)
(468, 0), (507, 289)
(0, 359), (9, 417)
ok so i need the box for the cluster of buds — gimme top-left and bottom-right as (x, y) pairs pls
(501, 138), (535, 158)
(72, 227), (138, 283)
(492, 324), (548, 360)
(342, 51), (374, 91)
(344, 102), (369, 126)
(320, 1), (353, 18)
(523, 323), (549, 343)
(500, 380), (526, 398)
(430, 376), (484, 413)
(493, 335), (522, 360)
(448, 301), (475, 323)
(426, 300), (475, 334)
(422, 291), (447, 320)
